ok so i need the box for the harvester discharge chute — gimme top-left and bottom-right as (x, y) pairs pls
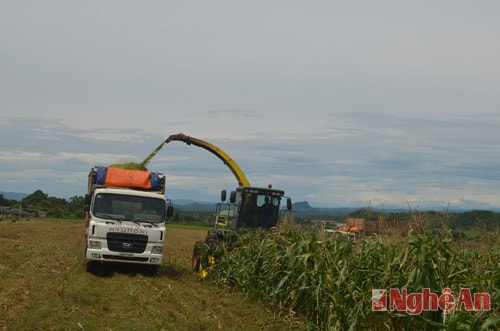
(163, 133), (292, 278)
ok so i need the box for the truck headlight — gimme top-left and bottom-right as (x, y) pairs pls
(151, 245), (163, 254)
(88, 240), (101, 249)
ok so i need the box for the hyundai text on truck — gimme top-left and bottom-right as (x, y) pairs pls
(83, 166), (173, 272)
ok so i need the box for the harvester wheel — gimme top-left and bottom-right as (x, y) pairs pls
(192, 241), (206, 272)
(205, 233), (222, 246)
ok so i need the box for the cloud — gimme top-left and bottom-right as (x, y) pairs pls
(2, 107), (499, 210)
(1, 2), (500, 209)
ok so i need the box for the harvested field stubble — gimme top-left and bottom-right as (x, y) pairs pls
(0, 219), (299, 330)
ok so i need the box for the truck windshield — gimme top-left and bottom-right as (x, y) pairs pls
(93, 193), (165, 223)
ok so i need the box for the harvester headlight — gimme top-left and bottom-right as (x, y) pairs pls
(151, 245), (163, 254)
(88, 240), (101, 249)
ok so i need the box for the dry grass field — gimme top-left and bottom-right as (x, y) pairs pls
(0, 219), (297, 330)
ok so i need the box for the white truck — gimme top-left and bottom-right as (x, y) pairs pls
(83, 166), (173, 272)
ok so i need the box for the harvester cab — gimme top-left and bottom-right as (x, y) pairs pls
(225, 185), (291, 231)
(191, 186), (292, 278)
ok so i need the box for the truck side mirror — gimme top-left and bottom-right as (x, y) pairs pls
(166, 205), (174, 217)
(287, 197), (292, 211)
(83, 194), (91, 212)
(220, 190), (227, 202)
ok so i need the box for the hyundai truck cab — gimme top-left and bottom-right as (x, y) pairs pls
(84, 166), (173, 272)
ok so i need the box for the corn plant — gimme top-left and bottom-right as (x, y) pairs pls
(210, 223), (499, 330)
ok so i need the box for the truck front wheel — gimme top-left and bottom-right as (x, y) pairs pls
(84, 260), (95, 273)
(83, 245), (94, 273)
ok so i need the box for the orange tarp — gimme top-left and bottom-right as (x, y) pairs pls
(339, 226), (360, 232)
(103, 167), (152, 189)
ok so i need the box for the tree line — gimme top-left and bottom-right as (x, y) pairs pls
(346, 207), (500, 232)
(0, 190), (85, 219)
(1, 190), (499, 232)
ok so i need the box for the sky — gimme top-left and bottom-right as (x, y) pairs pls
(1, 1), (499, 210)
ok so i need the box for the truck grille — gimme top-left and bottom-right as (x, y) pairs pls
(102, 255), (149, 262)
(106, 233), (148, 253)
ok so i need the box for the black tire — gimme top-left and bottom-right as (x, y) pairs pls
(148, 265), (160, 275)
(83, 244), (97, 273)
(84, 258), (95, 273)
(205, 234), (222, 246)
(192, 256), (201, 273)
(192, 241), (206, 272)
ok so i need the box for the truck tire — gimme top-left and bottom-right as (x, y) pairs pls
(148, 265), (160, 275)
(84, 260), (95, 273)
(83, 245), (95, 273)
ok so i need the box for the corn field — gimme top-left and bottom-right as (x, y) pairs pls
(209, 223), (499, 330)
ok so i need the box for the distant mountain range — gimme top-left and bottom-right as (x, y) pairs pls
(173, 199), (319, 210)
(171, 199), (494, 216)
(172, 199), (361, 217)
(0, 191), (28, 201)
(2, 192), (348, 215)
(3, 192), (497, 214)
